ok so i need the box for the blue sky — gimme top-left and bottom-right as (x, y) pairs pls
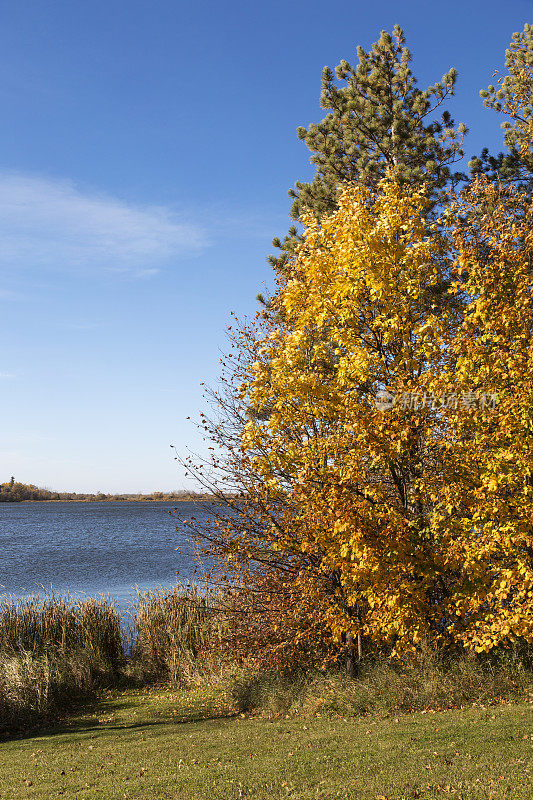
(0, 0), (529, 492)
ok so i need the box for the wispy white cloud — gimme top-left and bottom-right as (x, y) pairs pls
(0, 173), (208, 278)
(0, 372), (15, 379)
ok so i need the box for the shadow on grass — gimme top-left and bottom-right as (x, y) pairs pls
(1, 691), (237, 743)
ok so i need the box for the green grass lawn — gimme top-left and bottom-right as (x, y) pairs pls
(0, 686), (531, 800)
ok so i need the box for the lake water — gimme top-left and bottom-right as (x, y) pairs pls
(0, 501), (213, 607)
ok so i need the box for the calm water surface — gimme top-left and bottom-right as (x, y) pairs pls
(0, 501), (211, 606)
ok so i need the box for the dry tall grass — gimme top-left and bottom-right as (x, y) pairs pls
(228, 643), (533, 717)
(0, 592), (124, 661)
(0, 592), (124, 732)
(0, 585), (228, 732)
(127, 585), (228, 686)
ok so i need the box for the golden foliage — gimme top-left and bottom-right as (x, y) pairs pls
(203, 177), (533, 659)
(232, 181), (458, 654)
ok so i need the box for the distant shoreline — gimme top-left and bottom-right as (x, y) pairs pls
(0, 481), (221, 503)
(13, 496), (217, 503)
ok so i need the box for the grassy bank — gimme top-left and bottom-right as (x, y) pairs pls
(0, 684), (531, 799)
(0, 589), (532, 740)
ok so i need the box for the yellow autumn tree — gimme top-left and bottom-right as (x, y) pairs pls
(228, 179), (466, 656)
(426, 178), (533, 653)
(181, 29), (533, 664)
(423, 37), (533, 654)
(180, 180), (460, 665)
(186, 175), (533, 665)
(185, 175), (533, 664)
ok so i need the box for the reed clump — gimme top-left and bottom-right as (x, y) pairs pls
(0, 592), (125, 732)
(0, 593), (124, 662)
(127, 585), (228, 686)
(0, 586), (229, 732)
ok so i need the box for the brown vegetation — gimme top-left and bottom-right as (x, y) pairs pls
(0, 479), (214, 503)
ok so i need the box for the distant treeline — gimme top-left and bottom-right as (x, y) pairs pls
(0, 479), (215, 503)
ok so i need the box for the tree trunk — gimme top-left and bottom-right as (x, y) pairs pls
(346, 633), (357, 678)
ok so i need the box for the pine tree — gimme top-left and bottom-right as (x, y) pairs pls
(470, 24), (533, 189)
(270, 25), (466, 273)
